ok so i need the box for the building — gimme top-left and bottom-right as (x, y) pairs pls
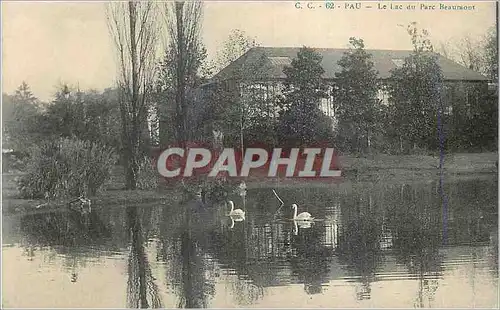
(202, 47), (490, 123)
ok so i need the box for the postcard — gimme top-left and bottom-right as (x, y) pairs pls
(2, 0), (498, 308)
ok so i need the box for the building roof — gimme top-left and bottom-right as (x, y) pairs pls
(212, 47), (489, 82)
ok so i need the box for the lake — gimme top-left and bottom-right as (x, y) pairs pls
(2, 177), (498, 308)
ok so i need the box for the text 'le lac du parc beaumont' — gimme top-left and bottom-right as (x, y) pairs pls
(378, 3), (476, 11)
(294, 2), (476, 11)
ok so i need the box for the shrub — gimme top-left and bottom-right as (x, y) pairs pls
(2, 151), (29, 173)
(18, 138), (115, 199)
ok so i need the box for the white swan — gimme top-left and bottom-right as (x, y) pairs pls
(228, 200), (245, 218)
(293, 220), (312, 235)
(229, 214), (245, 229)
(292, 204), (313, 221)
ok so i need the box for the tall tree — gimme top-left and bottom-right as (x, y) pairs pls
(483, 26), (498, 82)
(158, 0), (205, 146)
(43, 86), (122, 150)
(201, 31), (275, 148)
(44, 84), (81, 139)
(106, 1), (160, 189)
(333, 38), (381, 154)
(2, 82), (43, 151)
(276, 47), (333, 148)
(437, 26), (497, 80)
(435, 26), (497, 151)
(388, 23), (444, 153)
(213, 29), (259, 72)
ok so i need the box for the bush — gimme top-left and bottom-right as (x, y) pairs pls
(18, 138), (115, 199)
(2, 151), (29, 173)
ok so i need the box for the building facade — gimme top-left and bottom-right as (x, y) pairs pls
(202, 46), (490, 124)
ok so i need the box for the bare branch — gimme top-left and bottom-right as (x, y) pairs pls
(105, 1), (160, 189)
(272, 189), (284, 205)
(159, 0), (204, 144)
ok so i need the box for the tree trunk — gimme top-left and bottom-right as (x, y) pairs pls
(127, 207), (149, 308)
(240, 101), (244, 159)
(367, 128), (371, 154)
(123, 1), (139, 190)
(175, 1), (186, 146)
(107, 2), (158, 191)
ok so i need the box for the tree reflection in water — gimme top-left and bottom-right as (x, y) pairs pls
(18, 208), (115, 282)
(290, 221), (332, 295)
(126, 206), (162, 308)
(336, 193), (383, 300)
(158, 197), (217, 308)
(387, 184), (444, 308)
(9, 178), (496, 308)
(203, 206), (267, 306)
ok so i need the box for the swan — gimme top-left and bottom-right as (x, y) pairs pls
(229, 214), (245, 229)
(292, 204), (313, 221)
(228, 200), (245, 218)
(293, 220), (312, 235)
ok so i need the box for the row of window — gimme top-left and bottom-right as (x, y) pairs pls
(238, 81), (480, 118)
(239, 82), (392, 118)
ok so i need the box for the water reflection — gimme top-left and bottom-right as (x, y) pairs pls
(126, 206), (162, 308)
(158, 197), (218, 308)
(291, 220), (332, 295)
(2, 178), (498, 308)
(336, 193), (384, 300)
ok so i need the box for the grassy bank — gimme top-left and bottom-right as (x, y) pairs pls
(1, 171), (184, 215)
(338, 152), (498, 182)
(1, 190), (178, 215)
(3, 152), (497, 214)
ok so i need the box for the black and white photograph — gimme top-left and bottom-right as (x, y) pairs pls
(1, 0), (498, 308)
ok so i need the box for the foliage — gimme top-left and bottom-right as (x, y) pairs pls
(155, 44), (208, 145)
(156, 0), (205, 146)
(18, 138), (115, 199)
(106, 1), (160, 189)
(195, 30), (275, 148)
(276, 46), (334, 148)
(42, 86), (122, 151)
(388, 23), (444, 153)
(240, 84), (279, 147)
(3, 83), (123, 154)
(469, 93), (498, 151)
(2, 82), (44, 151)
(439, 25), (498, 81)
(213, 29), (259, 73)
(2, 151), (30, 173)
(445, 82), (498, 152)
(333, 38), (382, 154)
(483, 26), (498, 82)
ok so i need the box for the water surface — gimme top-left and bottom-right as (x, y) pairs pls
(3, 178), (498, 308)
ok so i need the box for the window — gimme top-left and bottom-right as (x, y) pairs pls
(377, 88), (390, 106)
(268, 56), (292, 66)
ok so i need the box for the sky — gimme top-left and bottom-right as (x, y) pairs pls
(2, 1), (497, 101)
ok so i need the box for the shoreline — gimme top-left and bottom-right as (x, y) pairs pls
(3, 152), (497, 215)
